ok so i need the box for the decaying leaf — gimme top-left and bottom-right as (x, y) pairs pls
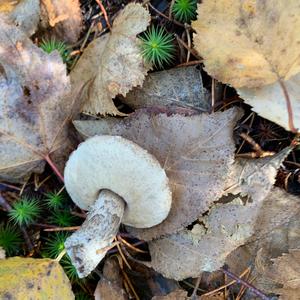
(124, 66), (211, 112)
(94, 257), (128, 300)
(238, 73), (300, 131)
(70, 3), (151, 115)
(151, 289), (188, 300)
(0, 0), (40, 36)
(225, 189), (300, 298)
(0, 257), (74, 299)
(40, 0), (82, 43)
(193, 0), (300, 88)
(0, 19), (76, 182)
(73, 107), (241, 240)
(223, 147), (291, 201)
(264, 250), (300, 300)
(148, 150), (289, 280)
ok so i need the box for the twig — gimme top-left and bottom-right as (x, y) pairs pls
(220, 267), (271, 300)
(95, 0), (111, 30)
(43, 226), (80, 232)
(175, 60), (203, 67)
(148, 3), (187, 28)
(174, 34), (202, 60)
(190, 275), (202, 299)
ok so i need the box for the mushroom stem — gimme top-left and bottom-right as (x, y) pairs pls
(64, 189), (125, 278)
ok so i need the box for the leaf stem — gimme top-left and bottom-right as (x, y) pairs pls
(278, 79), (297, 133)
(44, 154), (64, 183)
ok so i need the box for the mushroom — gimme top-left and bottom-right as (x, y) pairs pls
(64, 135), (172, 277)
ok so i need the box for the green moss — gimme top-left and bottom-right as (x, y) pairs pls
(8, 196), (42, 226)
(40, 38), (70, 63)
(139, 26), (175, 68)
(0, 223), (22, 256)
(172, 0), (197, 23)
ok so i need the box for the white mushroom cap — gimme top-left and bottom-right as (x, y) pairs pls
(64, 135), (172, 228)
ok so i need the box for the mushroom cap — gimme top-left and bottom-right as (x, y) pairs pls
(64, 135), (172, 228)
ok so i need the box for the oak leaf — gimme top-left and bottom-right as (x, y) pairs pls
(73, 107), (241, 240)
(0, 20), (76, 182)
(70, 3), (151, 115)
(193, 0), (300, 88)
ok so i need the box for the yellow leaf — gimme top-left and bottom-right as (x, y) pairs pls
(0, 0), (20, 12)
(0, 257), (74, 299)
(192, 0), (300, 88)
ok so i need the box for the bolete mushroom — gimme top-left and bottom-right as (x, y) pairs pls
(64, 135), (172, 277)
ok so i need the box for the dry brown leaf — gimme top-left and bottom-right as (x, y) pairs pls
(40, 0), (82, 43)
(238, 73), (300, 131)
(94, 257), (128, 300)
(148, 150), (290, 280)
(73, 107), (241, 240)
(223, 147), (291, 201)
(70, 3), (151, 115)
(124, 66), (211, 112)
(151, 289), (188, 300)
(267, 250), (300, 300)
(0, 257), (74, 299)
(225, 188), (300, 299)
(0, 0), (40, 36)
(0, 19), (77, 182)
(193, 0), (300, 88)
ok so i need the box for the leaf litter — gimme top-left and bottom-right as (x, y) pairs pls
(0, 0), (299, 298)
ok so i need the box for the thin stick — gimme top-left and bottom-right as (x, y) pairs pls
(278, 79), (297, 133)
(118, 236), (147, 253)
(44, 154), (64, 182)
(174, 34), (202, 60)
(0, 182), (21, 191)
(185, 27), (191, 63)
(190, 275), (202, 299)
(176, 60), (203, 67)
(55, 249), (67, 262)
(116, 241), (132, 270)
(220, 267), (271, 300)
(202, 267), (250, 297)
(148, 3), (187, 28)
(44, 226), (80, 232)
(95, 0), (111, 30)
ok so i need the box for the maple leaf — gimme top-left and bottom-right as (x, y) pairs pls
(70, 3), (151, 115)
(0, 20), (78, 182)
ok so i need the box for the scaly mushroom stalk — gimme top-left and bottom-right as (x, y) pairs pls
(65, 190), (124, 276)
(64, 136), (172, 277)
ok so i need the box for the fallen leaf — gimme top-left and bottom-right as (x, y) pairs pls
(193, 0), (300, 88)
(238, 73), (300, 131)
(223, 147), (291, 201)
(70, 3), (151, 115)
(225, 189), (300, 298)
(124, 66), (211, 112)
(0, 0), (40, 36)
(0, 257), (74, 299)
(40, 0), (82, 43)
(94, 257), (128, 300)
(0, 19), (77, 182)
(151, 289), (188, 300)
(267, 250), (300, 300)
(148, 150), (289, 280)
(73, 107), (242, 240)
